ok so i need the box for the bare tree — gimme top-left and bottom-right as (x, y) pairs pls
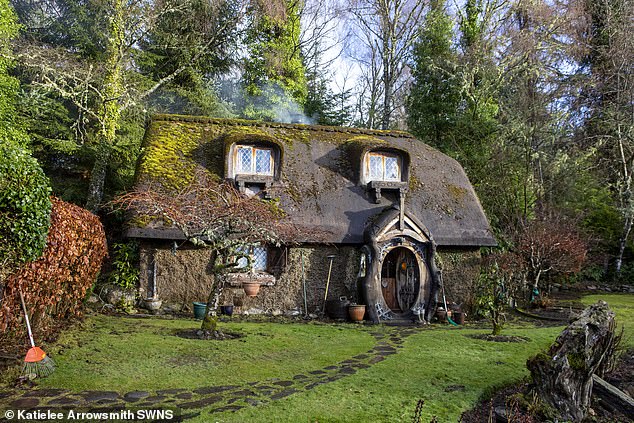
(112, 170), (319, 337)
(346, 0), (426, 129)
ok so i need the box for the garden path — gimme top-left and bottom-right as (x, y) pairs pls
(0, 328), (417, 421)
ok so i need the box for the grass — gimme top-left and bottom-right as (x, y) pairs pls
(3, 293), (632, 422)
(38, 315), (375, 392)
(579, 293), (634, 347)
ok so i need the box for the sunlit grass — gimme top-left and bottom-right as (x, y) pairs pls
(37, 315), (375, 392)
(8, 293), (633, 422)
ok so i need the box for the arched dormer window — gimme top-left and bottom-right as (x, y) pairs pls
(227, 140), (281, 198)
(363, 149), (408, 203)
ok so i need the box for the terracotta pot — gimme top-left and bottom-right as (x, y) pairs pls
(348, 305), (366, 322)
(242, 282), (260, 297)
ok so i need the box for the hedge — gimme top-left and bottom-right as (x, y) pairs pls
(0, 197), (107, 342)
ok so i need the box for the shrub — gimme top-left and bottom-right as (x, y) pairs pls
(109, 241), (140, 290)
(0, 141), (51, 268)
(0, 197), (107, 340)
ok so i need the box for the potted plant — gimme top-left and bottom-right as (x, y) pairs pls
(242, 281), (260, 297)
(348, 303), (366, 322)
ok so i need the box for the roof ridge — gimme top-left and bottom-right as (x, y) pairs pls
(152, 114), (415, 139)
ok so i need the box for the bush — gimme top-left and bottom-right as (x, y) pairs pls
(109, 241), (139, 290)
(0, 197), (107, 340)
(0, 141), (51, 267)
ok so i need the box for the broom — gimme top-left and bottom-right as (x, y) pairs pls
(19, 288), (56, 378)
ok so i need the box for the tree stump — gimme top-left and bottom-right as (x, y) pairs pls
(526, 301), (616, 422)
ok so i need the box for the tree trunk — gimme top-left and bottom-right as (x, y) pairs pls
(615, 217), (632, 274)
(201, 262), (226, 335)
(527, 301), (617, 422)
(85, 145), (112, 212)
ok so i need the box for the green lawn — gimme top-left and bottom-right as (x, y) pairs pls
(580, 293), (634, 347)
(5, 293), (633, 422)
(39, 316), (375, 392)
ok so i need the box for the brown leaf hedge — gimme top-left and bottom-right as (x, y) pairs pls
(0, 197), (107, 344)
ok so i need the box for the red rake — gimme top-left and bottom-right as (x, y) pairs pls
(19, 288), (56, 378)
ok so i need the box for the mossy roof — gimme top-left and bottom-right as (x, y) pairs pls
(129, 114), (496, 247)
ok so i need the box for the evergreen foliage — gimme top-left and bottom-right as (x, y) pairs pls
(407, 0), (460, 147)
(241, 0), (308, 121)
(0, 0), (51, 268)
(0, 141), (52, 266)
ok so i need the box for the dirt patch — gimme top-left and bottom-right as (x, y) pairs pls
(466, 334), (530, 343)
(167, 354), (205, 367)
(175, 329), (244, 341)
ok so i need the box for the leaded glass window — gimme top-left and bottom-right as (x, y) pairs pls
(235, 146), (273, 175)
(367, 152), (401, 182)
(236, 245), (268, 271)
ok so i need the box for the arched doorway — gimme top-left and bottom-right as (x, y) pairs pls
(380, 247), (421, 313)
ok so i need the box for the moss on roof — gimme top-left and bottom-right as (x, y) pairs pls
(133, 114), (496, 246)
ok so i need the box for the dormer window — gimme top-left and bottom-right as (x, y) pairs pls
(236, 146), (273, 176)
(368, 152), (401, 182)
(363, 150), (408, 203)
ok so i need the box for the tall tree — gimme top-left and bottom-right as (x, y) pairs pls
(241, 0), (308, 121)
(347, 0), (425, 129)
(580, 0), (634, 273)
(407, 0), (460, 147)
(14, 0), (248, 210)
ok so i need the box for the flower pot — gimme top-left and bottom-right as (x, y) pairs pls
(453, 311), (466, 325)
(193, 302), (207, 320)
(348, 305), (366, 322)
(220, 305), (234, 316)
(242, 282), (260, 297)
(142, 298), (162, 311)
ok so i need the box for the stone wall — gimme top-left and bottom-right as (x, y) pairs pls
(436, 247), (481, 313)
(220, 246), (360, 314)
(138, 241), (215, 308)
(139, 241), (361, 314)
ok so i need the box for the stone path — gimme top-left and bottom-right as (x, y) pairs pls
(0, 328), (417, 421)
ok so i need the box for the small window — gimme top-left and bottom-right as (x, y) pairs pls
(367, 152), (401, 182)
(235, 146), (273, 176)
(236, 245), (268, 271)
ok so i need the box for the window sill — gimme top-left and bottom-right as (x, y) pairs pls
(235, 174), (274, 198)
(367, 181), (408, 203)
(228, 272), (276, 287)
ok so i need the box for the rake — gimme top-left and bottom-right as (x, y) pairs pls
(19, 288), (56, 378)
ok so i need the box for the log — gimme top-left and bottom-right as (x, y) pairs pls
(592, 374), (634, 417)
(527, 301), (617, 422)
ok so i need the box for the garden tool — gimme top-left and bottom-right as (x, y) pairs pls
(440, 273), (458, 327)
(322, 254), (337, 314)
(19, 288), (56, 378)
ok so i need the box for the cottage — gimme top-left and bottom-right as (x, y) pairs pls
(126, 115), (496, 322)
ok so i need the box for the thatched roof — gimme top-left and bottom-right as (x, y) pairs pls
(127, 114), (496, 247)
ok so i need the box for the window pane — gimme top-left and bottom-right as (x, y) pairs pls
(385, 156), (400, 180)
(236, 246), (249, 268)
(237, 147), (253, 173)
(369, 155), (383, 179)
(252, 246), (267, 270)
(255, 149), (272, 175)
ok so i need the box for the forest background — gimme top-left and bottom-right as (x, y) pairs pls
(1, 0), (632, 285)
